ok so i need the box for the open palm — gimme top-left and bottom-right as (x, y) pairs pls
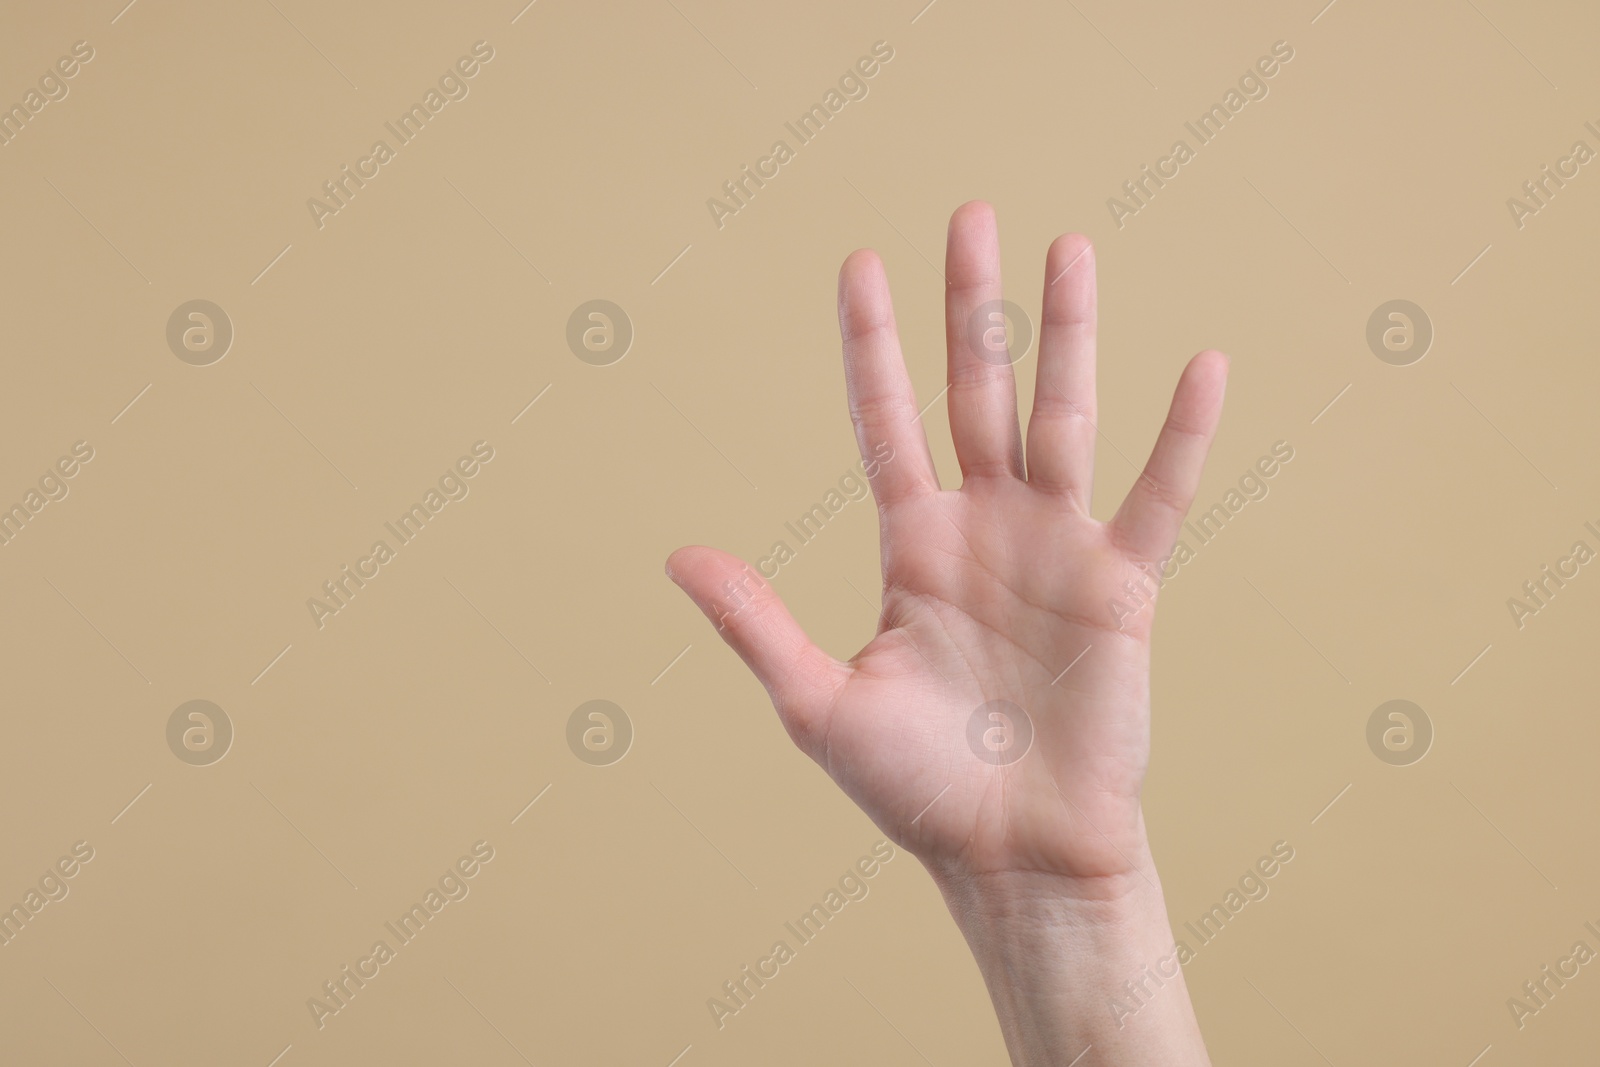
(669, 202), (1228, 891)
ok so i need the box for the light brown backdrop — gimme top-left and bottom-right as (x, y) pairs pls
(1, 0), (1596, 1064)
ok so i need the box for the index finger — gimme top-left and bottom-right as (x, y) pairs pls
(838, 248), (941, 507)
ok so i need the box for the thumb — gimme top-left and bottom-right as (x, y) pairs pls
(666, 545), (846, 756)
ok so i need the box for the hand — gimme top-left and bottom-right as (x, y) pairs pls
(667, 201), (1227, 896)
(669, 201), (1226, 1065)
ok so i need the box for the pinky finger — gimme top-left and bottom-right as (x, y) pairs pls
(1108, 350), (1229, 561)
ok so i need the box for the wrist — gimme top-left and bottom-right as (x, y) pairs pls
(927, 834), (1210, 1066)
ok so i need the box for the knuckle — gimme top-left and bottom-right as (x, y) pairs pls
(840, 317), (896, 348)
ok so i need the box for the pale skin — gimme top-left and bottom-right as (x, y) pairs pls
(667, 201), (1227, 1065)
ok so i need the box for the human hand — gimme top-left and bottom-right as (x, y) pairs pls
(667, 201), (1227, 895)
(668, 201), (1226, 1064)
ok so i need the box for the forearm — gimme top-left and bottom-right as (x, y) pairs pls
(930, 828), (1210, 1066)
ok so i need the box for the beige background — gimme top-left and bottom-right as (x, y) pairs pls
(1, 0), (1597, 1063)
